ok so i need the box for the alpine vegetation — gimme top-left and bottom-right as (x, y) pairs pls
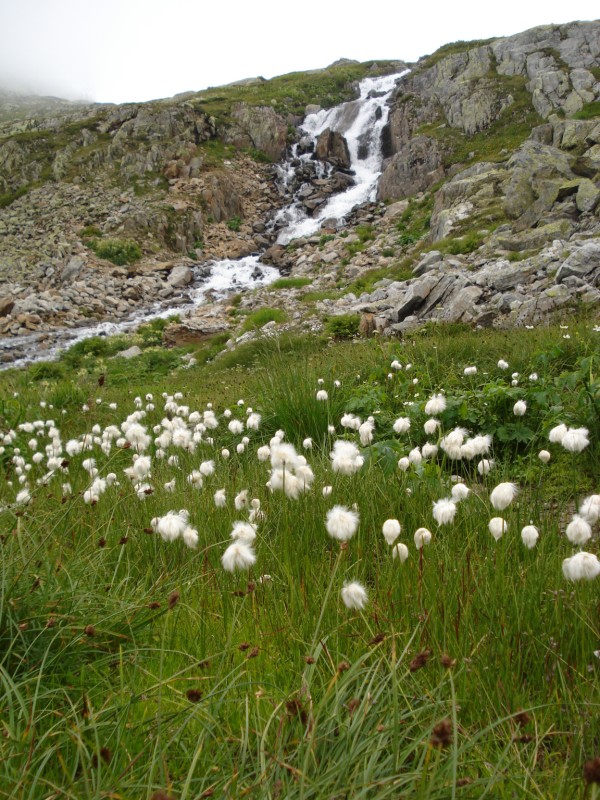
(0, 319), (598, 798)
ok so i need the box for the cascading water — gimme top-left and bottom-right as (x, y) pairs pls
(274, 70), (408, 243)
(1, 69), (407, 369)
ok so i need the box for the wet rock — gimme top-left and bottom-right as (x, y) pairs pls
(168, 265), (193, 287)
(315, 129), (351, 169)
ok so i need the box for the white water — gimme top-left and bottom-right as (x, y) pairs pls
(2, 70), (407, 369)
(275, 71), (408, 244)
(1, 256), (279, 369)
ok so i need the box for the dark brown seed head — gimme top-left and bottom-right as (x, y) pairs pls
(238, 642), (251, 652)
(246, 581), (256, 593)
(150, 792), (173, 800)
(430, 719), (453, 748)
(148, 601), (161, 609)
(143, 527), (154, 534)
(186, 689), (202, 703)
(285, 698), (308, 725)
(409, 649), (432, 672)
(84, 625), (96, 637)
(119, 536), (128, 545)
(98, 537), (106, 548)
(168, 591), (180, 609)
(46, 618), (56, 628)
(369, 632), (385, 646)
(99, 747), (112, 764)
(440, 653), (456, 669)
(198, 659), (210, 669)
(514, 709), (531, 727)
(583, 756), (600, 784)
(337, 660), (350, 673)
(304, 656), (316, 664)
(347, 698), (360, 717)
(247, 646), (259, 659)
(233, 589), (245, 597)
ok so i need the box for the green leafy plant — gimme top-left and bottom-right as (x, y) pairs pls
(325, 313), (360, 338)
(90, 238), (141, 266)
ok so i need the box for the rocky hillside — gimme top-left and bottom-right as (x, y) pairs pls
(0, 22), (599, 361)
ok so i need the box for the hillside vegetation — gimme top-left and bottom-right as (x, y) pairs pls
(0, 319), (599, 798)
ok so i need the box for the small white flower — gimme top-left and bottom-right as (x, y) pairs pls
(548, 423), (567, 444)
(414, 527), (432, 549)
(341, 581), (367, 610)
(562, 552), (600, 581)
(463, 366), (477, 376)
(228, 419), (244, 435)
(579, 494), (600, 524)
(392, 542), (409, 562)
(538, 450), (551, 463)
(477, 458), (494, 476)
(490, 482), (517, 510)
(303, 437), (313, 450)
(397, 457), (410, 472)
(183, 526), (199, 549)
(432, 498), (457, 526)
(326, 505), (359, 542)
(164, 479), (176, 492)
(424, 418), (440, 435)
(221, 448), (230, 459)
(451, 483), (470, 501)
(322, 485), (333, 497)
(521, 524), (539, 549)
(234, 490), (249, 510)
(257, 445), (271, 462)
(561, 427), (589, 453)
(187, 471), (203, 489)
(221, 542), (256, 572)
(393, 417), (411, 434)
(424, 394), (446, 416)
(488, 517), (507, 541)
(214, 488), (227, 508)
(497, 359), (509, 370)
(513, 400), (527, 416)
(565, 515), (592, 546)
(316, 390), (328, 401)
(231, 521), (257, 543)
(382, 519), (401, 545)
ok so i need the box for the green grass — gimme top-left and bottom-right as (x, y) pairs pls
(0, 320), (599, 797)
(269, 277), (313, 290)
(572, 101), (600, 120)
(190, 61), (401, 123)
(241, 307), (287, 331)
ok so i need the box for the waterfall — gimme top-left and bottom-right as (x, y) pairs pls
(1, 70), (407, 369)
(274, 70), (408, 243)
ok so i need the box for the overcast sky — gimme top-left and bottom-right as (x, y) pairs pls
(0, 1), (598, 104)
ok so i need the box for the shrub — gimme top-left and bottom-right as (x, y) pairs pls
(227, 216), (242, 232)
(90, 238), (141, 266)
(325, 313), (360, 338)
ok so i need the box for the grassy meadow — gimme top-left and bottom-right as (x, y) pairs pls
(0, 318), (599, 799)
